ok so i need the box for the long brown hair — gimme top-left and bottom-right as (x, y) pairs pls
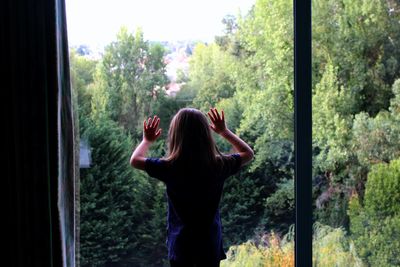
(164, 108), (223, 168)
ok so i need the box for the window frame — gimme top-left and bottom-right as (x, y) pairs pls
(294, 0), (312, 266)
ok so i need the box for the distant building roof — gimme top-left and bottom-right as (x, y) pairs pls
(166, 82), (181, 96)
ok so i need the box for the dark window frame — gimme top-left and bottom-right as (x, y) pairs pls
(294, 0), (312, 266)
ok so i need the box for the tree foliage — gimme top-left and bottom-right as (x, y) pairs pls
(185, 43), (236, 111)
(348, 158), (400, 266)
(71, 0), (400, 265)
(94, 27), (168, 136)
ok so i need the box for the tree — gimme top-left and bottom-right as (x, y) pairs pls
(71, 0), (400, 264)
(189, 0), (296, 243)
(79, 116), (167, 266)
(351, 79), (400, 198)
(311, 0), (400, 225)
(220, 169), (265, 247)
(262, 179), (294, 233)
(95, 27), (168, 136)
(69, 49), (97, 118)
(311, 63), (354, 227)
(312, 0), (400, 116)
(215, 14), (239, 51)
(348, 158), (400, 266)
(183, 43), (237, 111)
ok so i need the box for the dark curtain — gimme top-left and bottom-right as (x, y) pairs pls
(3, 0), (75, 266)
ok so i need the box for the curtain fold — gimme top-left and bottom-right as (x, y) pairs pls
(3, 0), (75, 266)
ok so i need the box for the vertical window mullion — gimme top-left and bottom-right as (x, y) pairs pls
(294, 0), (312, 266)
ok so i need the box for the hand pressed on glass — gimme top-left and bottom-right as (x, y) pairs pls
(130, 115), (161, 170)
(207, 108), (227, 134)
(143, 115), (162, 142)
(208, 107), (254, 166)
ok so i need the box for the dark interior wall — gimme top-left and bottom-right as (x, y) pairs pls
(3, 0), (75, 266)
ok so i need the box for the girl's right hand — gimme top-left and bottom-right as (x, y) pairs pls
(143, 115), (162, 142)
(207, 108), (227, 134)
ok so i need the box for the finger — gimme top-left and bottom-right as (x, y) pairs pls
(207, 111), (215, 121)
(150, 115), (157, 128)
(147, 117), (152, 127)
(143, 119), (147, 130)
(213, 108), (221, 121)
(207, 111), (213, 120)
(155, 128), (162, 137)
(209, 124), (216, 132)
(221, 110), (225, 121)
(211, 108), (218, 120)
(154, 117), (160, 129)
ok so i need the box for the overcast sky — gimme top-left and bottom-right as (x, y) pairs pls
(66, 0), (254, 48)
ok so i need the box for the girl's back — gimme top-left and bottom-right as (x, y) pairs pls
(130, 108), (254, 266)
(145, 152), (242, 263)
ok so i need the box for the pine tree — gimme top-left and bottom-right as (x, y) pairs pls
(79, 116), (167, 266)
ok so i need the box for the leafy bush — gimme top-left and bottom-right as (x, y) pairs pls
(79, 116), (167, 266)
(262, 179), (294, 233)
(348, 158), (400, 267)
(221, 232), (294, 267)
(313, 223), (364, 267)
(222, 224), (365, 267)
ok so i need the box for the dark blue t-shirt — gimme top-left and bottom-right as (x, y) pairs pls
(144, 153), (242, 263)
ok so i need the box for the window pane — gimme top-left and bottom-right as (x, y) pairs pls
(66, 0), (295, 265)
(312, 1), (400, 266)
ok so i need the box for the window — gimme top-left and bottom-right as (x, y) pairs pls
(65, 0), (400, 266)
(311, 1), (400, 266)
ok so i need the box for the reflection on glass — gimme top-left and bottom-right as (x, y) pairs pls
(312, 1), (400, 266)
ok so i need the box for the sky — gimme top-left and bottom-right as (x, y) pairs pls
(66, 0), (254, 49)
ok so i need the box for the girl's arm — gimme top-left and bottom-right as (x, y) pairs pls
(208, 108), (254, 166)
(130, 115), (162, 170)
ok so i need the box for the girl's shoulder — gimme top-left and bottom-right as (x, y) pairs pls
(216, 153), (242, 178)
(144, 157), (171, 182)
(145, 154), (241, 181)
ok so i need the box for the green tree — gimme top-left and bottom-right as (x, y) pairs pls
(311, 0), (400, 226)
(220, 169), (265, 247)
(233, 0), (294, 167)
(348, 158), (400, 266)
(187, 0), (296, 244)
(185, 43), (236, 111)
(215, 14), (239, 52)
(94, 27), (168, 136)
(72, 0), (400, 264)
(69, 49), (97, 117)
(351, 79), (400, 198)
(79, 116), (139, 266)
(313, 63), (353, 174)
(312, 223), (364, 267)
(312, 0), (400, 116)
(262, 179), (294, 233)
(311, 63), (353, 227)
(79, 116), (167, 266)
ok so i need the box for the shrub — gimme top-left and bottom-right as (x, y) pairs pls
(313, 223), (364, 267)
(221, 233), (294, 267)
(348, 158), (400, 266)
(222, 224), (365, 267)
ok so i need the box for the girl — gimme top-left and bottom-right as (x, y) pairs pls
(130, 107), (254, 267)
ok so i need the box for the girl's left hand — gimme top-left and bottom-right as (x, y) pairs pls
(143, 115), (162, 142)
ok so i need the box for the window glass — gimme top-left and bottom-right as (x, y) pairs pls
(312, 1), (400, 266)
(66, 0), (296, 265)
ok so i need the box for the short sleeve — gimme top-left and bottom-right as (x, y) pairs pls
(145, 158), (168, 182)
(221, 153), (242, 179)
